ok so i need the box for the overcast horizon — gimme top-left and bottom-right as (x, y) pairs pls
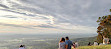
(0, 0), (111, 35)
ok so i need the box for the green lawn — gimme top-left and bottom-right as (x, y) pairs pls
(78, 45), (111, 49)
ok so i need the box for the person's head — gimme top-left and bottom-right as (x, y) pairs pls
(103, 35), (108, 38)
(73, 42), (75, 44)
(88, 42), (91, 45)
(94, 41), (97, 42)
(60, 37), (65, 42)
(20, 45), (23, 47)
(88, 42), (91, 46)
(65, 36), (69, 40)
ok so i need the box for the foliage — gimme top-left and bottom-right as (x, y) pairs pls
(97, 9), (111, 43)
(97, 34), (103, 43)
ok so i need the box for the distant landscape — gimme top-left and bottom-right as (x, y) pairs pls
(0, 33), (97, 49)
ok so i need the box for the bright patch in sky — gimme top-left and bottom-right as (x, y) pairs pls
(0, 0), (111, 34)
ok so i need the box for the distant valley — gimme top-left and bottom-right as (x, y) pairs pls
(0, 33), (97, 49)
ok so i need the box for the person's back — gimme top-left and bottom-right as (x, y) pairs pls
(59, 42), (66, 49)
(75, 42), (79, 47)
(72, 42), (76, 48)
(65, 37), (72, 49)
(103, 36), (109, 45)
(103, 38), (109, 45)
(19, 45), (25, 49)
(19, 47), (25, 49)
(66, 40), (72, 49)
(94, 41), (98, 46)
(99, 43), (103, 45)
(59, 38), (66, 49)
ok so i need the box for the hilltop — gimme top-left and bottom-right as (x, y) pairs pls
(78, 45), (111, 49)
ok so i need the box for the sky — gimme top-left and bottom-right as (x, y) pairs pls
(0, 0), (111, 34)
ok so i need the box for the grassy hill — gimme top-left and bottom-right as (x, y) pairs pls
(78, 45), (111, 49)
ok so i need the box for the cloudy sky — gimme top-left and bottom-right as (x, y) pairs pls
(0, 0), (111, 34)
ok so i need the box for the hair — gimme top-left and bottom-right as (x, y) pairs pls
(60, 37), (65, 42)
(103, 35), (108, 38)
(20, 45), (23, 47)
(105, 36), (108, 38)
(65, 36), (69, 40)
(94, 41), (97, 42)
(73, 42), (75, 44)
(88, 42), (91, 46)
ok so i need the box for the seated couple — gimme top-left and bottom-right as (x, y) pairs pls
(59, 37), (78, 49)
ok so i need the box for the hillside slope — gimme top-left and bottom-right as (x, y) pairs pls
(78, 45), (111, 49)
(72, 36), (97, 46)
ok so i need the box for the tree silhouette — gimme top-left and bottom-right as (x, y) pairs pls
(97, 9), (111, 43)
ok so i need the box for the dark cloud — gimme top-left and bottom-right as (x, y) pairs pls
(34, 24), (57, 28)
(2, 15), (18, 18)
(33, 24), (74, 30)
(0, 4), (9, 8)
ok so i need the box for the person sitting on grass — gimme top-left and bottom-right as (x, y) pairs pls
(94, 41), (98, 46)
(103, 36), (109, 45)
(88, 42), (91, 46)
(65, 36), (73, 49)
(59, 37), (66, 49)
(72, 42), (76, 49)
(75, 41), (79, 48)
(19, 45), (25, 49)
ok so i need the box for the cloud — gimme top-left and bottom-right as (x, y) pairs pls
(0, 0), (111, 34)
(0, 10), (55, 26)
(0, 4), (9, 8)
(0, 23), (33, 29)
(34, 24), (56, 28)
(2, 15), (18, 18)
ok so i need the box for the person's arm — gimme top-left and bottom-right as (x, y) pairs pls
(65, 42), (68, 49)
(65, 45), (68, 49)
(59, 43), (60, 48)
(103, 39), (104, 43)
(72, 44), (75, 48)
(107, 38), (110, 44)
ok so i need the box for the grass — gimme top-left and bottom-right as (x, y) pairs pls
(78, 45), (111, 49)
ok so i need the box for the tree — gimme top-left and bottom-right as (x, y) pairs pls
(97, 9), (111, 43)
